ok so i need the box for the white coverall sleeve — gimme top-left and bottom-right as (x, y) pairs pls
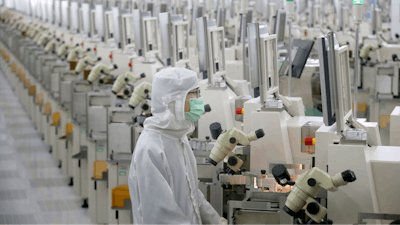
(133, 148), (191, 224)
(197, 188), (228, 224)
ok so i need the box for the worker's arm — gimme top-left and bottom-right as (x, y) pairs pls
(128, 146), (190, 224)
(197, 188), (228, 224)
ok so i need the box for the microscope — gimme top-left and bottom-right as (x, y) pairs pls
(75, 56), (102, 73)
(87, 63), (118, 84)
(111, 72), (146, 95)
(128, 82), (152, 111)
(272, 165), (356, 224)
(57, 43), (78, 57)
(44, 38), (61, 53)
(36, 33), (52, 46)
(208, 123), (265, 174)
(67, 46), (91, 61)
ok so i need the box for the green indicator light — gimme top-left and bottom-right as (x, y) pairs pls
(353, 0), (363, 5)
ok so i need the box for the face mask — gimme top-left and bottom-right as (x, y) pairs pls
(185, 98), (204, 121)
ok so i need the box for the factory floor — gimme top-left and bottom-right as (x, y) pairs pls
(0, 71), (91, 224)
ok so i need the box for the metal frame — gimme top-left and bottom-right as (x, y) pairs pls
(47, 0), (54, 25)
(248, 23), (279, 107)
(142, 15), (159, 58)
(159, 13), (190, 67)
(120, 13), (135, 50)
(317, 36), (336, 126)
(103, 9), (115, 43)
(335, 45), (353, 135)
(89, 7), (98, 38)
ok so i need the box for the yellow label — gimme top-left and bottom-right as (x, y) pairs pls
(36, 93), (43, 105)
(29, 85), (36, 96)
(44, 102), (51, 115)
(52, 112), (61, 126)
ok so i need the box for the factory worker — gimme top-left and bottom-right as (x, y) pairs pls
(128, 67), (227, 224)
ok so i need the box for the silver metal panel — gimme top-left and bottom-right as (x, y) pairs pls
(109, 111), (135, 123)
(376, 75), (392, 95)
(82, 3), (91, 35)
(247, 23), (261, 89)
(196, 17), (208, 79)
(61, 0), (70, 29)
(60, 81), (72, 107)
(47, 0), (54, 24)
(108, 123), (132, 154)
(87, 107), (108, 135)
(55, 0), (61, 27)
(112, 7), (121, 47)
(159, 12), (172, 60)
(50, 73), (60, 97)
(95, 4), (105, 41)
(132, 9), (143, 53)
(70, 2), (79, 33)
(71, 81), (92, 123)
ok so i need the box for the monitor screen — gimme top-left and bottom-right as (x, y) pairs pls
(279, 39), (314, 79)
(273, 10), (286, 44)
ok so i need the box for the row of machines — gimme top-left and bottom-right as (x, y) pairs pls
(1, 0), (400, 224)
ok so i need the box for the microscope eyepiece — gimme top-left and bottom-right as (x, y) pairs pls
(255, 129), (265, 139)
(283, 205), (297, 217)
(272, 164), (291, 186)
(204, 104), (211, 113)
(210, 122), (222, 140)
(341, 170), (356, 182)
(207, 157), (218, 166)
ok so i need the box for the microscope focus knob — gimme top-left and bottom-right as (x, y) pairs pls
(306, 202), (320, 215)
(307, 178), (317, 187)
(392, 54), (398, 62)
(227, 156), (238, 166)
(144, 89), (149, 94)
(124, 77), (129, 82)
(261, 170), (266, 175)
(229, 137), (236, 144)
(142, 104), (149, 111)
(140, 73), (146, 78)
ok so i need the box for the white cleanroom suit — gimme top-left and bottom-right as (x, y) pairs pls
(128, 67), (226, 224)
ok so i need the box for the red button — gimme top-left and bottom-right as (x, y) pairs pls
(128, 62), (132, 67)
(236, 107), (243, 115)
(81, 42), (84, 46)
(109, 54), (113, 59)
(93, 47), (97, 51)
(305, 137), (313, 146)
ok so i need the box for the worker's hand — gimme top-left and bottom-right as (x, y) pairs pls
(218, 217), (228, 225)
